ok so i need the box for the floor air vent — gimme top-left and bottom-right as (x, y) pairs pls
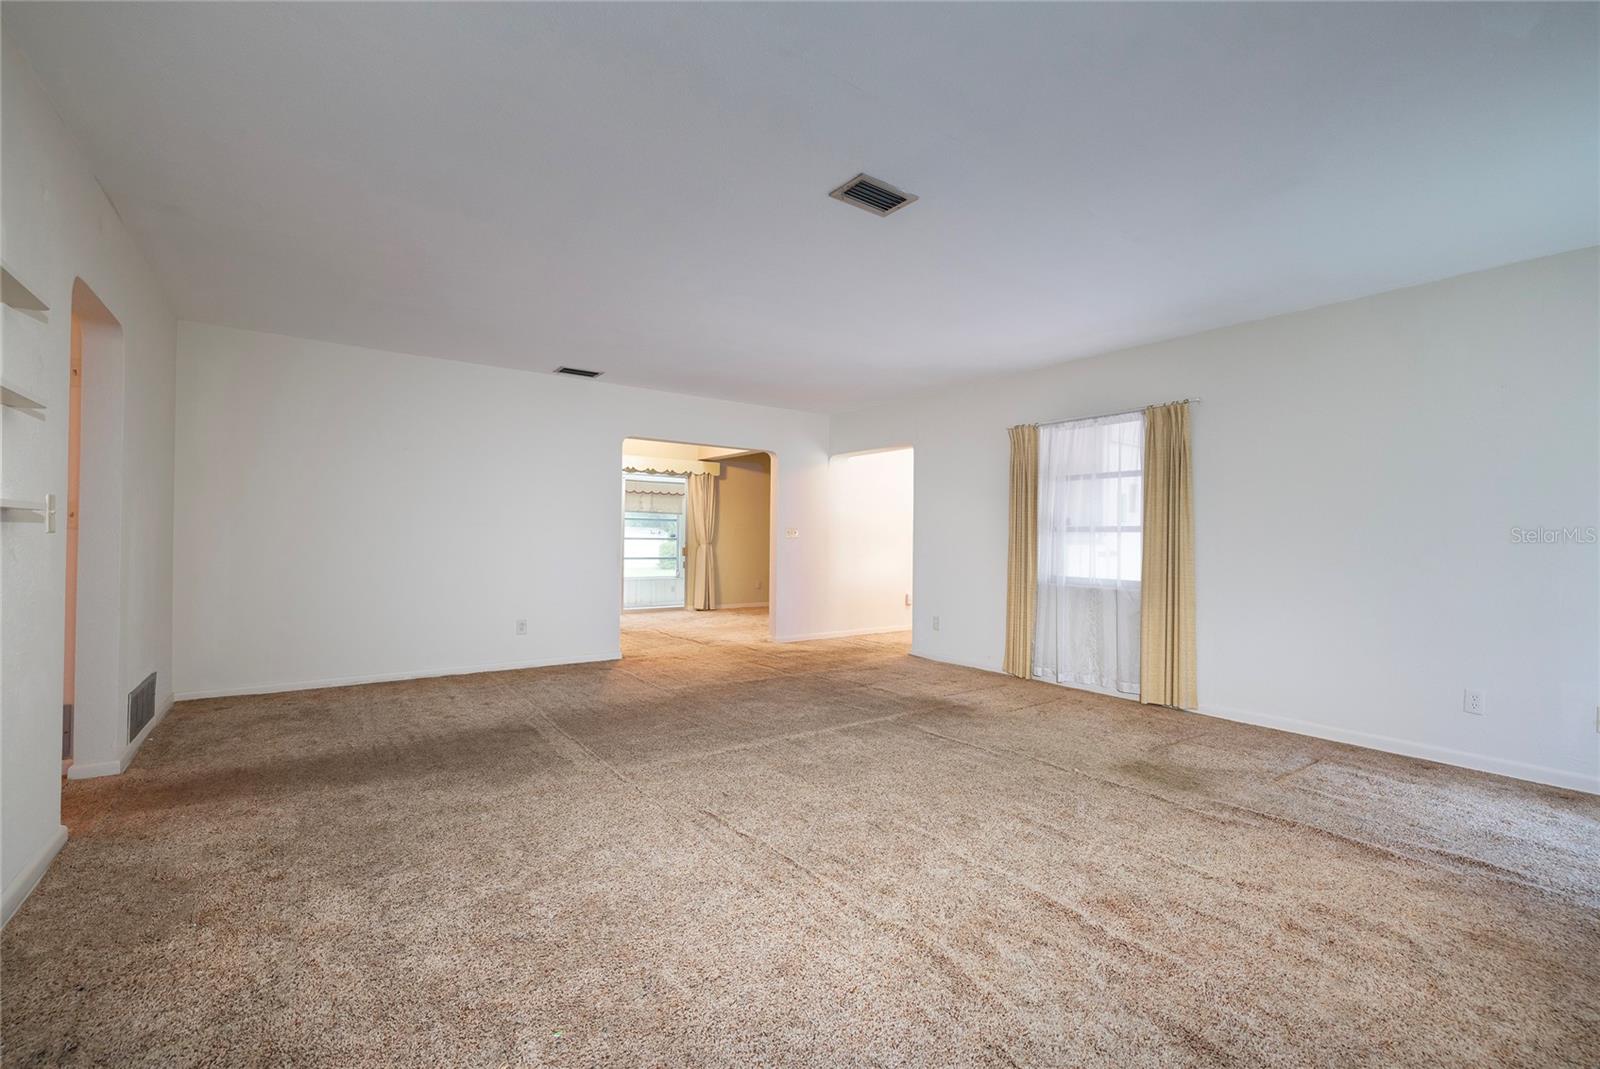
(828, 173), (917, 217)
(128, 672), (157, 743)
(555, 367), (602, 378)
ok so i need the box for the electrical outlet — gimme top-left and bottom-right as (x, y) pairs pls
(1462, 689), (1484, 716)
(784, 528), (799, 539)
(515, 619), (528, 636)
(932, 615), (940, 631)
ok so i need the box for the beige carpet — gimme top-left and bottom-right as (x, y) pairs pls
(4, 608), (1597, 1067)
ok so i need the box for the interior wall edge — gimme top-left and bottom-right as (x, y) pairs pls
(1189, 701), (1600, 796)
(899, 650), (1599, 795)
(777, 624), (913, 643)
(63, 693), (176, 781)
(0, 825), (69, 929)
(170, 650), (627, 703)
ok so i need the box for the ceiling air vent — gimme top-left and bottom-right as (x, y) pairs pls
(555, 367), (602, 378)
(828, 173), (917, 217)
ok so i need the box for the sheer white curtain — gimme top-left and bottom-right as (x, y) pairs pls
(1033, 412), (1144, 695)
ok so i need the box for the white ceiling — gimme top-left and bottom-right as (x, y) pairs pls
(6, 3), (1596, 411)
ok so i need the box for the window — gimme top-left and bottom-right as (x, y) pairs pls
(1033, 412), (1144, 694)
(1038, 413), (1143, 585)
(624, 512), (683, 578)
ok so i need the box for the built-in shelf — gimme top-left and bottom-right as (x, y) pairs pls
(2, 499), (47, 519)
(1, 496), (54, 529)
(1, 267), (48, 313)
(1, 380), (46, 413)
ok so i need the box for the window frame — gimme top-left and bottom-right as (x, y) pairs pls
(1037, 416), (1145, 587)
(623, 509), (684, 580)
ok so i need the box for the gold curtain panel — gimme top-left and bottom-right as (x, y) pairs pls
(1003, 424), (1039, 679)
(1139, 402), (1197, 707)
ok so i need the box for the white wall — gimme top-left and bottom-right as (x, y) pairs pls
(1, 32), (177, 922)
(828, 448), (914, 635)
(172, 323), (834, 697)
(832, 250), (1600, 792)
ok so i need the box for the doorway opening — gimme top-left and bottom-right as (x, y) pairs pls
(62, 302), (84, 762)
(62, 279), (126, 777)
(620, 437), (773, 653)
(828, 446), (914, 637)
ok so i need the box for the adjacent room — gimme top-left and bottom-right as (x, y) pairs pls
(619, 436), (788, 661)
(620, 437), (772, 616)
(1, 3), (1596, 1067)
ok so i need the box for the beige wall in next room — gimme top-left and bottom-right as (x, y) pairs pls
(687, 453), (771, 608)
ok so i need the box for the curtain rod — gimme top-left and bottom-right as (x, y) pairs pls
(1037, 396), (1201, 429)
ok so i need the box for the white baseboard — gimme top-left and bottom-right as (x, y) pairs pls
(910, 649), (1002, 673)
(903, 652), (1599, 795)
(66, 760), (123, 779)
(777, 624), (912, 643)
(1192, 702), (1600, 795)
(67, 691), (176, 780)
(2, 824), (68, 927)
(172, 651), (622, 702)
(625, 603), (768, 613)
